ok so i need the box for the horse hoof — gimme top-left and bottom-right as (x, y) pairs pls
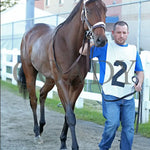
(34, 135), (43, 144)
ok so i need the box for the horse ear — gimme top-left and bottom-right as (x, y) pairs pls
(81, 0), (87, 22)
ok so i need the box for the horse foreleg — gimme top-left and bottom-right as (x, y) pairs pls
(67, 80), (84, 150)
(57, 80), (80, 150)
(65, 105), (78, 150)
(60, 104), (78, 150)
(39, 78), (55, 135)
(60, 106), (78, 150)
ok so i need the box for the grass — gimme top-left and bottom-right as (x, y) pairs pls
(1, 80), (150, 138)
(138, 120), (150, 137)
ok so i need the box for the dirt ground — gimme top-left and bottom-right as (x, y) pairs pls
(1, 88), (150, 150)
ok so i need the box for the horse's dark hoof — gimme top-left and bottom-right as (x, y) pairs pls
(34, 135), (43, 144)
(60, 142), (67, 150)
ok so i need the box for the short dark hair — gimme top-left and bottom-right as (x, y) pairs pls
(113, 21), (129, 31)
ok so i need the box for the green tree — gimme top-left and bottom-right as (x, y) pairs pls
(0, 0), (19, 12)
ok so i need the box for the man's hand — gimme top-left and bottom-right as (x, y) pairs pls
(79, 41), (94, 55)
(135, 71), (144, 92)
(134, 83), (142, 92)
(79, 43), (88, 55)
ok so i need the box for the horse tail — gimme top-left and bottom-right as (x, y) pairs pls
(16, 33), (28, 99)
(18, 65), (28, 99)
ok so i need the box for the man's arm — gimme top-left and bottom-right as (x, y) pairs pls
(135, 71), (144, 92)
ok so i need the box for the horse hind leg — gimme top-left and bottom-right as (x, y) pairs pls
(39, 78), (55, 135)
(60, 116), (68, 150)
(22, 64), (42, 143)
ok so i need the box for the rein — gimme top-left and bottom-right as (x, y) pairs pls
(62, 35), (90, 74)
(52, 29), (90, 74)
(103, 76), (139, 102)
(63, 37), (91, 74)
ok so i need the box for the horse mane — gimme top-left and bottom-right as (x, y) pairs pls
(54, 0), (105, 32)
(57, 0), (100, 27)
(64, 0), (84, 25)
(55, 0), (83, 31)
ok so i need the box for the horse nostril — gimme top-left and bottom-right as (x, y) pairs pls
(100, 41), (106, 47)
(96, 37), (107, 47)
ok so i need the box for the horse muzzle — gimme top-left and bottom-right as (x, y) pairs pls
(94, 35), (108, 47)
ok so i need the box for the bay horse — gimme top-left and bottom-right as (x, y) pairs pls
(18, 0), (107, 149)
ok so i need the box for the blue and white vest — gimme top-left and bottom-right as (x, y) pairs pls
(90, 40), (143, 100)
(102, 41), (137, 99)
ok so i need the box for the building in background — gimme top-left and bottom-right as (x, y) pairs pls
(121, 0), (150, 50)
(35, 0), (80, 14)
(2, 0), (149, 51)
(35, 0), (121, 15)
(35, 0), (45, 10)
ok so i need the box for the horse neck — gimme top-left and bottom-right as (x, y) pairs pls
(61, 8), (85, 53)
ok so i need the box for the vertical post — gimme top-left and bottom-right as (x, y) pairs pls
(56, 14), (59, 26)
(1, 49), (7, 81)
(76, 97), (84, 109)
(137, 1), (141, 52)
(26, 0), (35, 31)
(11, 22), (14, 49)
(140, 51), (150, 123)
(137, 1), (142, 124)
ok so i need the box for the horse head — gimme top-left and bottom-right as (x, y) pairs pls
(81, 0), (108, 47)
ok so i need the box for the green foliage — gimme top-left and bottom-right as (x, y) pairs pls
(138, 119), (150, 137)
(75, 107), (106, 125)
(1, 80), (19, 93)
(0, 0), (18, 12)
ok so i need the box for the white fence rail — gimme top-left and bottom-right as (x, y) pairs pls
(1, 48), (150, 123)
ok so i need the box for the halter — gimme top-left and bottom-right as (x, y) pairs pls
(81, 0), (106, 39)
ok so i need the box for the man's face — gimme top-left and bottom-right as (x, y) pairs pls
(112, 25), (129, 45)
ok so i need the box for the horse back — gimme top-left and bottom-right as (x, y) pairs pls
(20, 23), (54, 77)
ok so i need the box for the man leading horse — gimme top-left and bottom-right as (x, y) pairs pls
(80, 21), (144, 150)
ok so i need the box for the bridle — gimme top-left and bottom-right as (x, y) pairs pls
(81, 0), (106, 39)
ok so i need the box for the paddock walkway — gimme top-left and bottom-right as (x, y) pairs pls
(1, 88), (150, 150)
